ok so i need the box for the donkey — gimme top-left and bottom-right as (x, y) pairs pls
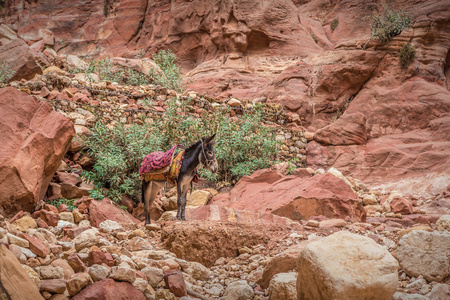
(141, 134), (218, 224)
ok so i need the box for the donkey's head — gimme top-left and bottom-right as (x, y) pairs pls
(200, 134), (218, 173)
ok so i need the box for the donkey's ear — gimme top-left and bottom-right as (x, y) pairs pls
(204, 133), (216, 144)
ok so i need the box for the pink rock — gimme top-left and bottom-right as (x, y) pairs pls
(36, 217), (49, 228)
(40, 279), (67, 294)
(67, 254), (87, 273)
(71, 278), (145, 300)
(390, 197), (413, 215)
(44, 204), (59, 214)
(88, 198), (141, 227)
(17, 233), (49, 258)
(64, 226), (89, 239)
(58, 204), (68, 213)
(164, 270), (187, 297)
(87, 250), (108, 267)
(0, 88), (74, 216)
(39, 210), (59, 227)
(319, 219), (348, 228)
(9, 211), (25, 224)
(211, 170), (366, 222)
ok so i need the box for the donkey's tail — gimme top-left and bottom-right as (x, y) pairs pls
(141, 180), (145, 203)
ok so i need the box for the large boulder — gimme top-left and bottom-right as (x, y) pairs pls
(0, 33), (42, 81)
(71, 278), (145, 300)
(88, 198), (141, 227)
(211, 169), (366, 222)
(0, 88), (75, 216)
(161, 220), (289, 267)
(397, 230), (450, 282)
(297, 231), (398, 300)
(0, 245), (44, 299)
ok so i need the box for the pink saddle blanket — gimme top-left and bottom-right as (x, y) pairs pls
(139, 145), (183, 176)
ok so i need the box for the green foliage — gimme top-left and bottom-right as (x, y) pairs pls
(0, 61), (14, 84)
(311, 33), (318, 44)
(370, 7), (411, 43)
(47, 198), (76, 211)
(330, 18), (339, 32)
(81, 121), (164, 202)
(150, 50), (186, 92)
(399, 43), (415, 68)
(67, 57), (152, 86)
(81, 99), (279, 201)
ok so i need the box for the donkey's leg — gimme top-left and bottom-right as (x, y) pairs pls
(145, 181), (160, 225)
(180, 184), (189, 221)
(176, 181), (189, 221)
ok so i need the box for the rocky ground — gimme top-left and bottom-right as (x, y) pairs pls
(0, 195), (449, 299)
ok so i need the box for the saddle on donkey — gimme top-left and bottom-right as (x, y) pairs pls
(139, 145), (198, 185)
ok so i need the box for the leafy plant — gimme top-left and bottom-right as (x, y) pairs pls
(369, 7), (411, 44)
(0, 61), (14, 84)
(47, 198), (76, 211)
(311, 33), (318, 44)
(330, 18), (339, 32)
(81, 121), (164, 202)
(399, 43), (415, 68)
(150, 50), (187, 92)
(66, 57), (152, 86)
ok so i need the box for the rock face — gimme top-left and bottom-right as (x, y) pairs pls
(0, 245), (44, 300)
(297, 231), (399, 300)
(211, 169), (366, 222)
(397, 230), (450, 282)
(161, 220), (289, 267)
(0, 88), (75, 216)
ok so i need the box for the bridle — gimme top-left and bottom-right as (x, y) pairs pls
(200, 141), (216, 170)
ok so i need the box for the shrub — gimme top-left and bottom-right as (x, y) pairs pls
(399, 43), (415, 68)
(47, 198), (76, 211)
(81, 99), (279, 201)
(0, 61), (14, 84)
(67, 57), (152, 86)
(330, 18), (339, 32)
(150, 50), (187, 92)
(81, 120), (164, 202)
(311, 33), (318, 44)
(369, 7), (411, 43)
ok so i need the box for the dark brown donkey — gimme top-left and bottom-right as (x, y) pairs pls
(141, 134), (218, 224)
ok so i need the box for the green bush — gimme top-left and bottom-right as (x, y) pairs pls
(370, 7), (411, 43)
(81, 120), (164, 202)
(311, 33), (318, 44)
(399, 43), (415, 68)
(0, 61), (14, 84)
(47, 198), (76, 211)
(67, 57), (152, 86)
(150, 50), (187, 92)
(81, 99), (279, 201)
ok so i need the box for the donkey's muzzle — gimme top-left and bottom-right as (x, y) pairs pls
(209, 161), (219, 173)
